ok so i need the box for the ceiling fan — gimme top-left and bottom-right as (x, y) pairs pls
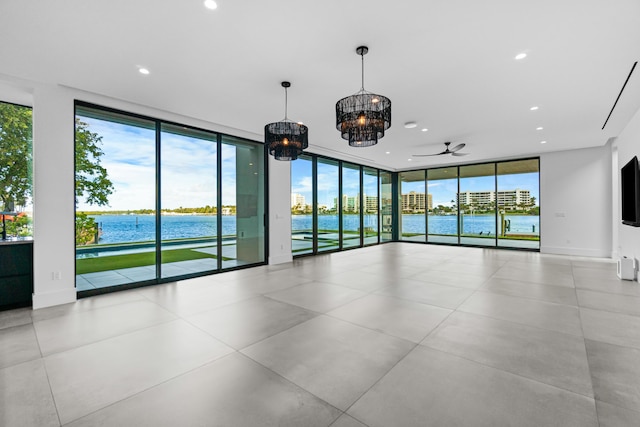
(413, 142), (468, 157)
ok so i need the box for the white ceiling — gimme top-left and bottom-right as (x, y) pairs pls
(1, 0), (639, 171)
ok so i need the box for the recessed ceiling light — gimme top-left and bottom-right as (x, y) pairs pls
(385, 151), (390, 154)
(421, 128), (428, 132)
(530, 106), (539, 111)
(515, 53), (527, 60)
(204, 0), (218, 10)
(536, 127), (543, 130)
(404, 122), (417, 129)
(540, 140), (547, 144)
(408, 158), (412, 161)
(138, 67), (150, 75)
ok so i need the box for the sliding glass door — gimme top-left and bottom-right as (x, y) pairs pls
(342, 162), (361, 249)
(400, 170), (426, 242)
(427, 167), (459, 244)
(75, 103), (266, 293)
(160, 124), (217, 278)
(497, 159), (540, 249)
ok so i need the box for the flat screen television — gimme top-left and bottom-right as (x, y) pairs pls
(621, 155), (640, 227)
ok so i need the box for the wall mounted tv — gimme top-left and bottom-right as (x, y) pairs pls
(621, 155), (640, 227)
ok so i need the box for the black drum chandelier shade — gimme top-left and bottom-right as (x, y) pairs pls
(336, 46), (391, 147)
(265, 81), (309, 161)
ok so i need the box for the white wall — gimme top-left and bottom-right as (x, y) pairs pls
(31, 85), (77, 308)
(615, 106), (640, 273)
(540, 145), (612, 257)
(267, 157), (293, 264)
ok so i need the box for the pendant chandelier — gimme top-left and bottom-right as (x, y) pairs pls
(336, 46), (391, 147)
(265, 81), (309, 161)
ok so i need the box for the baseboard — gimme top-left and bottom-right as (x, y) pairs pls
(269, 253), (293, 265)
(32, 287), (77, 309)
(540, 246), (611, 258)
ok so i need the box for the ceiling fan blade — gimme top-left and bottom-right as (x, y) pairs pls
(452, 152), (468, 156)
(412, 153), (443, 157)
(449, 143), (466, 153)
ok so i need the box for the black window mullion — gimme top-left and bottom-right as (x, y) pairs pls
(216, 133), (223, 271)
(312, 156), (318, 254)
(359, 166), (364, 247)
(155, 120), (162, 280)
(338, 161), (343, 251)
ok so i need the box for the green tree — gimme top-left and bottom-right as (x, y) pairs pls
(0, 102), (32, 211)
(75, 118), (114, 245)
(75, 118), (113, 206)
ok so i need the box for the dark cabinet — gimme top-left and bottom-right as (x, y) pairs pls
(0, 241), (33, 310)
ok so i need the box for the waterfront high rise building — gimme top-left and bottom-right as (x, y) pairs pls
(457, 189), (531, 209)
(401, 191), (432, 212)
(291, 193), (306, 208)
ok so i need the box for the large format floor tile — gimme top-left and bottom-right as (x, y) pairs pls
(328, 294), (452, 343)
(458, 291), (583, 336)
(0, 324), (41, 369)
(0, 359), (59, 427)
(408, 269), (489, 289)
(186, 296), (318, 349)
(577, 289), (640, 317)
(586, 339), (640, 412)
(348, 346), (598, 427)
(34, 299), (176, 355)
(66, 353), (341, 427)
(422, 311), (593, 396)
(242, 315), (414, 410)
(3, 243), (638, 426)
(45, 319), (233, 424)
(492, 265), (575, 287)
(595, 400), (640, 427)
(574, 276), (640, 296)
(266, 281), (367, 313)
(138, 281), (256, 316)
(481, 277), (578, 306)
(376, 279), (475, 309)
(580, 308), (640, 349)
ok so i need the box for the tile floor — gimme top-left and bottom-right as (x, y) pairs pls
(1, 243), (640, 426)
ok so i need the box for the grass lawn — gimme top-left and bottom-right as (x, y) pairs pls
(76, 247), (219, 274)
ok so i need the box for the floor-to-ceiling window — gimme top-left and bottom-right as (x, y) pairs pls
(399, 158), (540, 250)
(291, 153), (390, 256)
(363, 167), (379, 245)
(75, 103), (266, 293)
(0, 101), (33, 239)
(317, 158), (340, 252)
(380, 171), (393, 242)
(75, 106), (157, 290)
(291, 154), (313, 255)
(497, 159), (540, 249)
(459, 163), (497, 246)
(400, 170), (426, 242)
(222, 135), (266, 267)
(427, 167), (459, 244)
(160, 124), (217, 278)
(342, 162), (361, 249)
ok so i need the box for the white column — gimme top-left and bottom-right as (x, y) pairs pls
(268, 156), (293, 264)
(32, 84), (76, 308)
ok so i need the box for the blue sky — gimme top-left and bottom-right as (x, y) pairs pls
(292, 160), (539, 208)
(76, 116), (240, 211)
(79, 116), (539, 211)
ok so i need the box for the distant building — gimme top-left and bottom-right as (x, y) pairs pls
(401, 192), (432, 211)
(364, 195), (379, 213)
(291, 193), (306, 208)
(457, 189), (531, 210)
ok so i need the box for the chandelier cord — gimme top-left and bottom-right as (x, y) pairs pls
(283, 86), (288, 120)
(360, 52), (365, 91)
